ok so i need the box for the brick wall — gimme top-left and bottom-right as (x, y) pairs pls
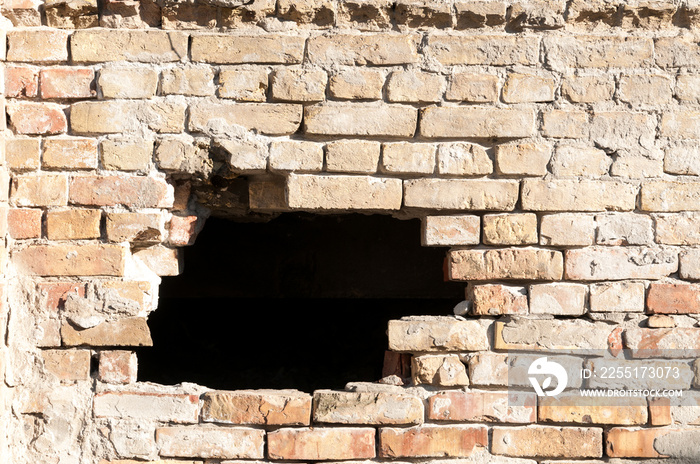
(2, 0), (700, 462)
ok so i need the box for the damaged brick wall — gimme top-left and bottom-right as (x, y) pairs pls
(2, 0), (700, 462)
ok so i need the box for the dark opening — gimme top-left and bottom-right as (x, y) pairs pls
(136, 213), (464, 392)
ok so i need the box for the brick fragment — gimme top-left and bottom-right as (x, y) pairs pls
(37, 282), (87, 313)
(623, 328), (700, 354)
(422, 215), (480, 246)
(539, 394), (647, 425)
(665, 144), (700, 175)
(43, 137), (98, 170)
(313, 390), (423, 425)
(268, 427), (375, 460)
(446, 72), (498, 102)
(450, 248), (563, 281)
(106, 212), (163, 244)
(189, 102), (302, 136)
(46, 208), (101, 240)
(429, 390), (536, 423)
(308, 34), (419, 66)
(71, 30), (188, 63)
(98, 65), (158, 99)
(329, 68), (384, 100)
(412, 354), (469, 386)
(7, 102), (67, 135)
(529, 283), (587, 316)
(471, 284), (528, 316)
(483, 213), (537, 245)
(191, 35), (305, 64)
(337, 0), (392, 30)
(648, 397), (672, 426)
(565, 246), (678, 281)
(157, 426), (264, 459)
(661, 111), (700, 139)
(133, 246), (181, 276)
(492, 426), (603, 458)
(168, 215), (199, 246)
(215, 139), (268, 173)
(5, 66), (38, 98)
(655, 213), (700, 245)
(161, 65), (216, 96)
(427, 35), (539, 65)
(97, 391), (194, 422)
(404, 178), (518, 210)
(218, 68), (268, 101)
(454, 1), (507, 28)
(41, 349), (91, 381)
(394, 0), (453, 28)
(647, 282), (700, 314)
(202, 390), (311, 425)
(277, 0), (337, 25)
(61, 317), (151, 346)
(676, 75), (700, 103)
(589, 281), (645, 312)
(305, 104), (417, 137)
(605, 427), (669, 458)
(7, 29), (69, 62)
(271, 68), (327, 102)
(387, 317), (489, 352)
(656, 36), (700, 67)
(98, 350), (137, 384)
(11, 174), (68, 206)
(40, 67), (95, 99)
(14, 243), (125, 276)
(69, 175), (172, 208)
(287, 174), (402, 211)
(8, 208), (41, 239)
(421, 107), (535, 138)
(325, 140), (380, 174)
(522, 179), (637, 212)
(6, 138), (40, 171)
(379, 425), (487, 458)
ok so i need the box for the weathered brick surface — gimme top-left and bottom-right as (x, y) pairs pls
(268, 427), (375, 460)
(589, 281), (645, 312)
(41, 349), (91, 381)
(495, 141), (551, 176)
(492, 426), (603, 458)
(98, 350), (137, 384)
(8, 208), (42, 239)
(39, 67), (95, 99)
(106, 212), (163, 243)
(69, 176), (172, 208)
(422, 215), (480, 246)
(201, 390), (311, 425)
(189, 101), (302, 136)
(5, 66), (38, 97)
(71, 30), (188, 63)
(427, 35), (539, 65)
(540, 213), (595, 246)
(446, 72), (498, 102)
(565, 247), (678, 281)
(287, 174), (402, 210)
(11, 174), (68, 206)
(471, 284), (528, 316)
(305, 104), (417, 137)
(325, 140), (380, 173)
(642, 180), (700, 211)
(529, 283), (587, 316)
(379, 425), (488, 458)
(43, 138), (98, 170)
(7, 102), (67, 135)
(94, 391), (198, 422)
(98, 66), (158, 99)
(329, 68), (384, 100)
(388, 317), (489, 351)
(46, 208), (101, 240)
(429, 391), (536, 423)
(522, 179), (637, 211)
(308, 34), (419, 65)
(421, 107), (536, 138)
(7, 29), (69, 62)
(647, 282), (700, 314)
(404, 179), (518, 210)
(271, 68), (327, 102)
(539, 395), (647, 425)
(624, 327), (700, 354)
(544, 36), (653, 69)
(482, 213), (537, 245)
(157, 426), (264, 459)
(314, 390), (423, 425)
(412, 354), (469, 386)
(71, 100), (186, 134)
(192, 35), (306, 64)
(61, 317), (151, 346)
(450, 248), (563, 281)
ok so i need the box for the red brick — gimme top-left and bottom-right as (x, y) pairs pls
(98, 350), (137, 384)
(168, 215), (198, 246)
(41, 349), (90, 381)
(46, 208), (101, 240)
(7, 208), (41, 239)
(606, 427), (668, 458)
(37, 282), (87, 313)
(201, 390), (311, 425)
(492, 426), (603, 458)
(379, 425), (487, 458)
(471, 284), (528, 315)
(40, 67), (95, 99)
(69, 175), (172, 208)
(5, 66), (38, 98)
(43, 137), (98, 170)
(11, 174), (68, 206)
(268, 427), (375, 460)
(7, 102), (67, 135)
(647, 282), (700, 314)
(14, 243), (126, 276)
(428, 391), (536, 424)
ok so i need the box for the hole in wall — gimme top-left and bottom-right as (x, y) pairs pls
(136, 213), (464, 392)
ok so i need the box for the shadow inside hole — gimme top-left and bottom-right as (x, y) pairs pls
(136, 213), (464, 392)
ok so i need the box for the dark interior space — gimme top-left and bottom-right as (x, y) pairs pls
(136, 213), (464, 392)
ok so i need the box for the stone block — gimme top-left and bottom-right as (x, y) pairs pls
(540, 213), (596, 246)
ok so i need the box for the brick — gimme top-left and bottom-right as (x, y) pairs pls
(540, 213), (596, 246)
(529, 283), (587, 316)
(495, 141), (551, 176)
(545, 36), (652, 70)
(483, 213), (537, 245)
(680, 248), (700, 280)
(37, 282), (87, 313)
(133, 246), (181, 276)
(215, 139), (268, 173)
(647, 282), (700, 314)
(661, 111), (700, 138)
(106, 212), (163, 243)
(421, 107), (535, 138)
(157, 426), (264, 459)
(155, 137), (211, 176)
(642, 181), (700, 212)
(308, 34), (419, 66)
(625, 327), (700, 355)
(201, 390), (311, 425)
(287, 174), (402, 211)
(550, 145), (610, 177)
(61, 317), (151, 346)
(44, 0), (99, 28)
(592, 111), (656, 149)
(387, 317), (489, 352)
(6, 138), (40, 171)
(5, 66), (38, 97)
(412, 354), (469, 386)
(665, 144), (700, 175)
(98, 350), (137, 384)
(7, 102), (66, 135)
(69, 176), (172, 208)
(7, 29), (69, 62)
(100, 280), (150, 309)
(422, 215), (480, 246)
(404, 179), (519, 210)
(8, 208), (41, 239)
(437, 142), (492, 176)
(522, 179), (637, 212)
(98, 65), (158, 99)
(562, 75), (614, 102)
(15, 243), (125, 276)
(565, 246), (678, 281)
(446, 73), (498, 102)
(189, 102), (302, 136)
(268, 428), (375, 460)
(468, 353), (508, 386)
(325, 140), (380, 173)
(271, 68), (327, 102)
(46, 208), (101, 240)
(249, 177), (288, 212)
(41, 349), (90, 381)
(656, 36), (700, 67)
(647, 314), (676, 328)
(277, 0), (337, 24)
(676, 74), (700, 103)
(379, 425), (487, 458)
(429, 391), (536, 424)
(539, 395), (647, 425)
(589, 281), (645, 312)
(427, 35), (539, 65)
(394, 0), (453, 28)
(43, 137), (98, 170)
(161, 1), (217, 29)
(492, 426), (602, 458)
(471, 284), (528, 316)
(619, 74), (673, 105)
(542, 110), (589, 139)
(217, 68), (268, 101)
(610, 150), (664, 179)
(71, 30), (188, 63)
(269, 140), (324, 172)
(313, 390), (423, 425)
(596, 213), (653, 246)
(11, 174), (68, 206)
(72, 99), (186, 134)
(336, 0), (393, 30)
(455, 1), (507, 28)
(503, 72), (556, 103)
(168, 215), (198, 246)
(191, 35), (305, 64)
(381, 142), (435, 175)
(305, 104), (417, 137)
(40, 67), (95, 99)
(605, 428), (670, 458)
(161, 65), (215, 97)
(101, 138), (153, 171)
(450, 248), (563, 281)
(386, 71), (445, 103)
(328, 69), (384, 100)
